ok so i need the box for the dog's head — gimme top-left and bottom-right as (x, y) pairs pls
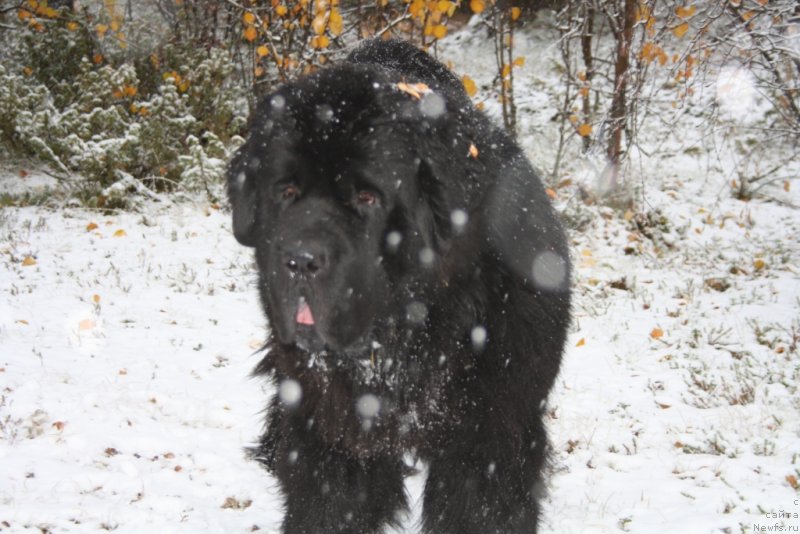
(227, 65), (463, 354)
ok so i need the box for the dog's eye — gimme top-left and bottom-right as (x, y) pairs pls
(356, 190), (378, 206)
(281, 185), (299, 201)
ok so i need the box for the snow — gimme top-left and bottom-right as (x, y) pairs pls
(2, 21), (800, 534)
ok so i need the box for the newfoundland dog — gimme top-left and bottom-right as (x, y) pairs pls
(227, 38), (571, 534)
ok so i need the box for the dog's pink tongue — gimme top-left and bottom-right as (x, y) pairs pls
(296, 300), (315, 325)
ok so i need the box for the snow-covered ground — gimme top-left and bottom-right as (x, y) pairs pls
(2, 24), (799, 534)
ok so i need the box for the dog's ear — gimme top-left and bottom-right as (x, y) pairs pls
(227, 143), (258, 247)
(483, 151), (571, 294)
(415, 158), (453, 251)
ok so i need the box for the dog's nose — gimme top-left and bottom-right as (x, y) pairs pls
(284, 242), (328, 277)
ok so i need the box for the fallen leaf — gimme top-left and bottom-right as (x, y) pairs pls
(578, 123), (593, 137)
(78, 318), (96, 331)
(52, 421), (66, 431)
(575, 338), (585, 347)
(93, 294), (101, 304)
(753, 258), (766, 270)
(650, 328), (664, 339)
(22, 256), (36, 266)
(222, 497), (253, 510)
(468, 143), (479, 159)
(787, 474), (799, 490)
(113, 229), (127, 237)
(86, 222), (99, 231)
(396, 82), (430, 100)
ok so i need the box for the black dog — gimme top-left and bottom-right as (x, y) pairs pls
(227, 39), (571, 534)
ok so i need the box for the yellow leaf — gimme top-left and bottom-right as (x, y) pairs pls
(469, 0), (485, 14)
(623, 210), (634, 221)
(329, 9), (343, 35)
(672, 22), (689, 38)
(243, 26), (257, 42)
(256, 45), (269, 57)
(511, 7), (521, 20)
(312, 35), (330, 49)
(275, 4), (288, 16)
(576, 338), (585, 347)
(254, 66), (265, 77)
(243, 11), (256, 25)
(513, 56), (525, 67)
(675, 5), (696, 19)
(437, 0), (450, 12)
(93, 294), (101, 303)
(545, 188), (557, 200)
(578, 123), (592, 137)
(123, 85), (137, 97)
(433, 24), (447, 39)
(67, 21), (79, 31)
(22, 256), (37, 266)
(311, 13), (327, 34)
(113, 229), (127, 237)
(409, 0), (424, 19)
(96, 23), (108, 37)
(753, 258), (766, 270)
(468, 143), (479, 159)
(462, 75), (477, 97)
(650, 328), (664, 339)
(86, 222), (99, 231)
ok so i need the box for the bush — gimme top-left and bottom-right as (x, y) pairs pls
(1, 1), (248, 205)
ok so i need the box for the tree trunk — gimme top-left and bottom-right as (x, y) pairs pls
(606, 0), (636, 190)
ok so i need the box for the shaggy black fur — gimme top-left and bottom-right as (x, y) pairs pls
(227, 38), (571, 534)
